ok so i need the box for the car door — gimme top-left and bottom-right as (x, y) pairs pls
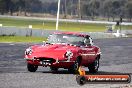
(81, 37), (96, 65)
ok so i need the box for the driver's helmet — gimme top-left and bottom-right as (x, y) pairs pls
(84, 38), (90, 46)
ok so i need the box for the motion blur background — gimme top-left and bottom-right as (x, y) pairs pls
(0, 0), (132, 21)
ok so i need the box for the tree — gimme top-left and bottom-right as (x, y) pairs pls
(125, 1), (132, 22)
(103, 0), (113, 21)
(0, 0), (6, 14)
(89, 0), (100, 20)
(0, 0), (132, 22)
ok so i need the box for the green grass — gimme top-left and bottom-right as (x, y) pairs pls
(0, 36), (47, 43)
(0, 17), (132, 32)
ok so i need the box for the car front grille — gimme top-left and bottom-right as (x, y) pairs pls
(35, 57), (56, 63)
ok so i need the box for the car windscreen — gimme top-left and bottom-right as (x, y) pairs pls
(47, 34), (87, 46)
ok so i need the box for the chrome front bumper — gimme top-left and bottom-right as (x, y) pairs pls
(24, 57), (74, 63)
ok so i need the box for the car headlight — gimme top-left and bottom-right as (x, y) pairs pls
(64, 50), (73, 59)
(25, 47), (32, 55)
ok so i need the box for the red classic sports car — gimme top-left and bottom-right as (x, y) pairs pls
(24, 32), (101, 73)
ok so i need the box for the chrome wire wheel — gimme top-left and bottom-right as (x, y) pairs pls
(88, 58), (99, 73)
(94, 59), (99, 70)
(68, 58), (81, 74)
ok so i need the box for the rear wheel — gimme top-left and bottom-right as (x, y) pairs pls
(27, 63), (38, 72)
(68, 58), (81, 73)
(88, 58), (99, 73)
(50, 67), (58, 72)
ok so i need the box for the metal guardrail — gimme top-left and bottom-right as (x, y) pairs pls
(0, 26), (117, 39)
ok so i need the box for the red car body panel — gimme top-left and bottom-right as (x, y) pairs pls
(24, 32), (101, 69)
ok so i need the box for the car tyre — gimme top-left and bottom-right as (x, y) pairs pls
(88, 58), (99, 73)
(27, 63), (38, 72)
(68, 58), (81, 74)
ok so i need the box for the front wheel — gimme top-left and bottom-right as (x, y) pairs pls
(88, 58), (99, 73)
(27, 63), (38, 72)
(68, 58), (81, 73)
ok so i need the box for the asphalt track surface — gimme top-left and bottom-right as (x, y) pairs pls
(0, 38), (132, 88)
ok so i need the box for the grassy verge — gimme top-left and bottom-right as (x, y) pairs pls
(0, 17), (131, 32)
(0, 36), (47, 43)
